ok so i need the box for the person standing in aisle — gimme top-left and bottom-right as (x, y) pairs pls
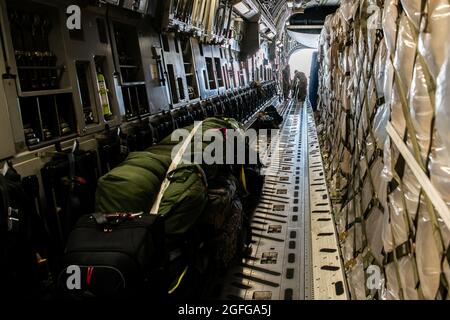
(281, 64), (291, 100)
(293, 70), (308, 104)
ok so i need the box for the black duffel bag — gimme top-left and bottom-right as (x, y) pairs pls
(59, 212), (166, 300)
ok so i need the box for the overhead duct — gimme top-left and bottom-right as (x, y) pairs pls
(289, 6), (338, 25)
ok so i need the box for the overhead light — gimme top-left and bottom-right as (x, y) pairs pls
(266, 31), (275, 39)
(233, 2), (251, 15)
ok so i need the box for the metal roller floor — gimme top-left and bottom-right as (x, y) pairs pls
(216, 100), (349, 301)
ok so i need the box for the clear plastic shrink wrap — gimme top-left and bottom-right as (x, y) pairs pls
(431, 46), (450, 212)
(317, 0), (450, 300)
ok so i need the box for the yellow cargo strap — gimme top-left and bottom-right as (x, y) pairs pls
(168, 266), (189, 295)
(240, 165), (248, 193)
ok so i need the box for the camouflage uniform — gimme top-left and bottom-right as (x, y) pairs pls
(281, 65), (291, 100)
(294, 71), (308, 102)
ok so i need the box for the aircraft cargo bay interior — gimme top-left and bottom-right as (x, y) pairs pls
(0, 0), (449, 303)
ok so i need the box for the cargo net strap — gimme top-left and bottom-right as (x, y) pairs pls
(150, 121), (204, 215)
(316, 0), (450, 300)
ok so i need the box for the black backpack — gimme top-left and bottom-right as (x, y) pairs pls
(59, 212), (167, 299)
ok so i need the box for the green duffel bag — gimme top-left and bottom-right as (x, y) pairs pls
(147, 117), (241, 180)
(95, 118), (245, 235)
(96, 162), (208, 235)
(158, 164), (208, 235)
(153, 117), (243, 148)
(95, 151), (170, 214)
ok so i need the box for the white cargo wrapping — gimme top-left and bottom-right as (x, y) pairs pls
(387, 188), (409, 247)
(402, 167), (421, 219)
(383, 0), (399, 56)
(373, 104), (389, 149)
(317, 0), (450, 300)
(365, 206), (384, 264)
(418, 1), (450, 82)
(397, 256), (420, 300)
(348, 256), (366, 300)
(392, 13), (416, 136)
(409, 57), (433, 163)
(339, 0), (355, 22)
(415, 198), (442, 299)
(384, 261), (401, 300)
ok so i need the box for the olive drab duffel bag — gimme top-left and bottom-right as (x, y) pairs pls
(155, 164), (208, 235)
(95, 118), (245, 235)
(95, 151), (171, 215)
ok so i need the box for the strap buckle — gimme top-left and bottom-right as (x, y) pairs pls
(7, 207), (20, 232)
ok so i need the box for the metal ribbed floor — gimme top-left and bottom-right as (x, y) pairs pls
(216, 100), (349, 300)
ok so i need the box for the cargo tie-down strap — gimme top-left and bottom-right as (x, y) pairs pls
(150, 121), (204, 215)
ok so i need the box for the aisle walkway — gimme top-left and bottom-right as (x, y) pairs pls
(218, 100), (348, 300)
